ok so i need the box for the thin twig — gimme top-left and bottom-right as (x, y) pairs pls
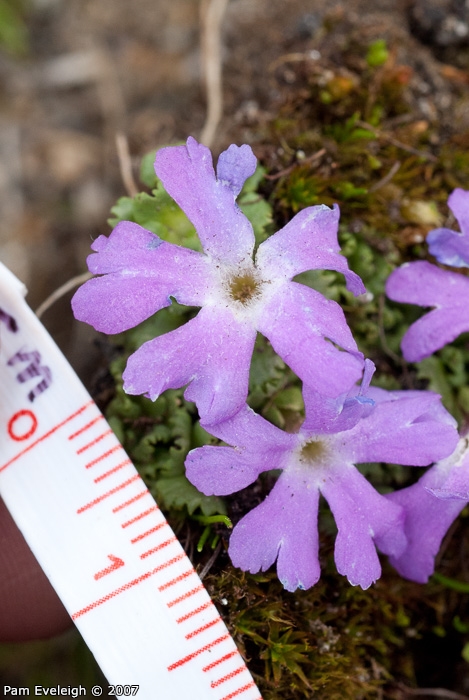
(355, 120), (438, 162)
(268, 50), (321, 73)
(199, 541), (222, 580)
(369, 160), (401, 192)
(199, 0), (229, 148)
(264, 148), (327, 180)
(396, 682), (469, 700)
(35, 272), (92, 319)
(115, 131), (139, 197)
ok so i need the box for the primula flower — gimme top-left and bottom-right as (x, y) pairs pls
(386, 436), (469, 583)
(426, 188), (469, 268)
(385, 260), (469, 362)
(185, 361), (458, 591)
(72, 137), (365, 425)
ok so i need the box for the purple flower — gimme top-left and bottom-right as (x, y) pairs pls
(426, 189), (469, 268)
(385, 260), (469, 362)
(72, 137), (365, 425)
(185, 362), (458, 591)
(385, 436), (469, 583)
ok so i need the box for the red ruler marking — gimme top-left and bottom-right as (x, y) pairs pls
(211, 667), (247, 688)
(112, 489), (150, 512)
(158, 568), (197, 592)
(140, 537), (178, 559)
(68, 414), (105, 440)
(220, 683), (259, 700)
(121, 505), (159, 528)
(94, 554), (125, 580)
(71, 552), (186, 619)
(130, 522), (167, 544)
(76, 429), (113, 454)
(0, 401), (93, 473)
(185, 617), (223, 640)
(85, 444), (121, 469)
(176, 600), (214, 624)
(77, 473), (141, 513)
(167, 634), (231, 670)
(167, 584), (205, 607)
(202, 651), (239, 672)
(94, 459), (131, 483)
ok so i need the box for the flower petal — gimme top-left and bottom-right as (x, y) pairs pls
(229, 472), (321, 592)
(386, 260), (469, 308)
(401, 307), (469, 362)
(321, 465), (406, 589)
(72, 221), (212, 333)
(216, 143), (257, 196)
(199, 404), (296, 454)
(256, 204), (365, 294)
(155, 137), (255, 265)
(427, 438), (469, 500)
(448, 187), (469, 234)
(258, 281), (364, 397)
(185, 446), (266, 495)
(387, 261), (469, 361)
(427, 189), (469, 268)
(123, 305), (256, 424)
(343, 391), (458, 466)
(386, 467), (465, 583)
(302, 359), (376, 434)
(427, 228), (469, 269)
(186, 406), (294, 495)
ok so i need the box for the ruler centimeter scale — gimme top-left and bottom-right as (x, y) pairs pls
(0, 261), (262, 700)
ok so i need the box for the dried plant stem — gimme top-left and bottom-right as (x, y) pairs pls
(199, 541), (222, 580)
(369, 160), (401, 192)
(356, 120), (438, 162)
(264, 148), (327, 180)
(199, 0), (229, 148)
(36, 272), (92, 319)
(115, 131), (139, 197)
(397, 683), (469, 700)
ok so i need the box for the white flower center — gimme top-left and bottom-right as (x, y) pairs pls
(207, 258), (281, 323)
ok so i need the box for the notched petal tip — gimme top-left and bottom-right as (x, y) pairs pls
(216, 143), (257, 196)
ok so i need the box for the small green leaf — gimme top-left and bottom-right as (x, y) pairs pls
(417, 356), (458, 418)
(274, 386), (304, 412)
(108, 196), (136, 226)
(139, 150), (158, 189)
(156, 475), (227, 516)
(334, 181), (368, 200)
(0, 0), (28, 56)
(453, 615), (469, 634)
(242, 164), (267, 193)
(366, 39), (389, 68)
(238, 192), (273, 246)
(433, 572), (469, 594)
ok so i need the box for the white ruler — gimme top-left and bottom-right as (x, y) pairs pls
(0, 261), (262, 700)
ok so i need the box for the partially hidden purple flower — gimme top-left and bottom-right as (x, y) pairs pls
(426, 188), (469, 268)
(385, 436), (469, 583)
(386, 260), (469, 362)
(185, 361), (458, 591)
(72, 137), (365, 425)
